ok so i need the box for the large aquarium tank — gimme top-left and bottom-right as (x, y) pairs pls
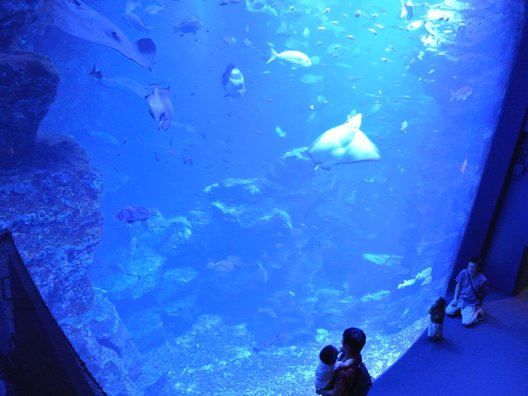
(1, 0), (526, 394)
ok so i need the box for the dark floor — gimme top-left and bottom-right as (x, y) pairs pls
(370, 288), (528, 396)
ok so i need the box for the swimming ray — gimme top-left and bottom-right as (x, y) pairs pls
(53, 0), (156, 69)
(308, 113), (380, 170)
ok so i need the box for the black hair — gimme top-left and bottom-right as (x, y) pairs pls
(342, 327), (366, 354)
(319, 345), (339, 365)
(469, 257), (481, 266)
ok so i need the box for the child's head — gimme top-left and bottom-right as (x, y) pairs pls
(319, 344), (339, 365)
(436, 297), (447, 307)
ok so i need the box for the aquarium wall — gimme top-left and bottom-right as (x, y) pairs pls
(1, 0), (526, 394)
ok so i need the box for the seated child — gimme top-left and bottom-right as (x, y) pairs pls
(315, 344), (353, 393)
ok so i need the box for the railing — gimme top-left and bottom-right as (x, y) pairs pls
(0, 229), (106, 396)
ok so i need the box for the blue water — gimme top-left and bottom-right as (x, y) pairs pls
(35, 0), (525, 394)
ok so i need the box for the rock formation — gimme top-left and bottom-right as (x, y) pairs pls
(0, 1), (138, 394)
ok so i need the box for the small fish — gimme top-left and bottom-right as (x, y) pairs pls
(420, 276), (432, 286)
(144, 5), (165, 15)
(300, 74), (323, 84)
(90, 130), (120, 146)
(397, 278), (417, 289)
(267, 44), (311, 67)
(222, 64), (245, 97)
(424, 21), (438, 37)
(363, 253), (403, 266)
(89, 65), (103, 80)
(450, 86), (473, 101)
(400, 0), (414, 20)
(173, 16), (201, 35)
(400, 120), (408, 131)
(122, 10), (153, 33)
(96, 337), (122, 357)
(360, 290), (390, 302)
(145, 87), (174, 130)
(460, 158), (468, 173)
(115, 206), (154, 223)
(406, 20), (423, 31)
(416, 267), (432, 279)
(275, 126), (286, 138)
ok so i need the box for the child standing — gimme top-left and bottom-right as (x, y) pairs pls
(428, 297), (447, 341)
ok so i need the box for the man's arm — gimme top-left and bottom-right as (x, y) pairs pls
(451, 282), (461, 304)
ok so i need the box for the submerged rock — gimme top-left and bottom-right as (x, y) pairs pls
(0, 52), (59, 168)
(0, 135), (138, 395)
(0, 1), (49, 50)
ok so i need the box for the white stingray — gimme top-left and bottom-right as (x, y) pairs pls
(308, 113), (380, 170)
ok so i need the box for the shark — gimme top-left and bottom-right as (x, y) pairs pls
(308, 113), (380, 170)
(53, 0), (156, 69)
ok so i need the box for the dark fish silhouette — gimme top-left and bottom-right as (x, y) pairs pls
(96, 337), (122, 357)
(115, 206), (153, 223)
(53, 0), (157, 69)
(173, 16), (202, 35)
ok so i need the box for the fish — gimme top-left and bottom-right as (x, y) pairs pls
(222, 64), (245, 97)
(362, 253), (403, 266)
(90, 130), (120, 146)
(300, 74), (323, 84)
(115, 206), (154, 223)
(125, 0), (140, 13)
(416, 267), (432, 279)
(267, 44), (311, 67)
(173, 16), (202, 35)
(96, 337), (122, 357)
(308, 113), (380, 170)
(400, 0), (414, 20)
(145, 87), (174, 130)
(397, 278), (417, 289)
(275, 126), (286, 138)
(420, 276), (432, 286)
(360, 290), (390, 302)
(406, 20), (423, 31)
(450, 86), (473, 101)
(89, 66), (173, 128)
(53, 0), (157, 69)
(122, 10), (153, 33)
(144, 5), (165, 15)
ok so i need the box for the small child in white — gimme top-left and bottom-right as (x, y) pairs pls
(315, 344), (353, 393)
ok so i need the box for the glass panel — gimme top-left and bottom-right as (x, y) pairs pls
(2, 0), (524, 394)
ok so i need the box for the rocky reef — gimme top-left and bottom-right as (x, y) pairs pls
(0, 1), (138, 394)
(0, 52), (59, 168)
